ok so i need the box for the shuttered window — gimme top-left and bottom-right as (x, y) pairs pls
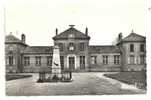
(24, 57), (30, 66)
(60, 56), (64, 70)
(58, 43), (64, 51)
(47, 56), (52, 66)
(6, 56), (14, 66)
(79, 43), (85, 51)
(128, 55), (135, 64)
(130, 44), (134, 52)
(140, 55), (145, 64)
(114, 55), (120, 65)
(35, 56), (41, 66)
(91, 56), (97, 64)
(80, 56), (85, 69)
(140, 44), (145, 52)
(103, 55), (108, 64)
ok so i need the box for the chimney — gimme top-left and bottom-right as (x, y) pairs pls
(21, 34), (25, 43)
(118, 32), (122, 42)
(10, 32), (12, 35)
(85, 27), (88, 36)
(56, 28), (58, 35)
(131, 29), (134, 33)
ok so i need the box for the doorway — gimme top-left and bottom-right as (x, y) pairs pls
(69, 57), (75, 70)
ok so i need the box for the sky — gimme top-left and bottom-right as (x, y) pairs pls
(4, 0), (146, 46)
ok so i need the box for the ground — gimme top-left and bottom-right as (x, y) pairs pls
(6, 72), (146, 96)
(104, 71), (146, 90)
(6, 74), (32, 81)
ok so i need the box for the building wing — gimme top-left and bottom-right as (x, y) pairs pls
(23, 46), (53, 54)
(89, 45), (121, 54)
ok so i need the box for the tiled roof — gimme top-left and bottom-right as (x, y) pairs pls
(89, 45), (121, 53)
(5, 34), (27, 45)
(122, 32), (145, 42)
(53, 27), (90, 40)
(6, 34), (22, 43)
(23, 46), (53, 53)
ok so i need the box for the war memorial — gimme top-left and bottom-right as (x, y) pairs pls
(37, 45), (72, 82)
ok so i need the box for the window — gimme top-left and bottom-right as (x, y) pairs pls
(103, 55), (108, 64)
(35, 56), (41, 66)
(140, 44), (145, 52)
(114, 55), (120, 65)
(69, 42), (75, 51)
(24, 57), (30, 66)
(140, 55), (145, 64)
(130, 44), (134, 52)
(58, 43), (64, 51)
(60, 56), (64, 70)
(91, 56), (97, 64)
(47, 56), (52, 66)
(9, 46), (13, 51)
(80, 56), (85, 69)
(6, 56), (13, 66)
(79, 43), (85, 51)
(128, 55), (134, 64)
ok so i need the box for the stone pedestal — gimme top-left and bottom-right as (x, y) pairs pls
(51, 45), (61, 78)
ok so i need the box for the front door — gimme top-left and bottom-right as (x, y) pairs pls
(69, 57), (75, 70)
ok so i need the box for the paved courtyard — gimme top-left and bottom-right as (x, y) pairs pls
(6, 72), (146, 96)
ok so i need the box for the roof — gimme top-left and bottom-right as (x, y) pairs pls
(89, 45), (121, 54)
(53, 27), (90, 40)
(122, 32), (146, 42)
(23, 46), (53, 54)
(5, 34), (27, 46)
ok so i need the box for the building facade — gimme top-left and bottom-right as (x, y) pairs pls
(5, 25), (146, 73)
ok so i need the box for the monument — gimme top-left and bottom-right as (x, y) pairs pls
(51, 45), (62, 79)
(37, 45), (72, 83)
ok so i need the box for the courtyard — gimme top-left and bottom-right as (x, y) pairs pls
(6, 72), (146, 96)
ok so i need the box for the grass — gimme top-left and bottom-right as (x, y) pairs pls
(104, 71), (146, 90)
(6, 74), (32, 81)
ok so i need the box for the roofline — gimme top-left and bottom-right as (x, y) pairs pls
(122, 33), (146, 41)
(5, 42), (28, 46)
(22, 52), (53, 54)
(53, 37), (91, 40)
(53, 27), (91, 40)
(89, 45), (116, 47)
(89, 52), (121, 54)
(27, 46), (53, 47)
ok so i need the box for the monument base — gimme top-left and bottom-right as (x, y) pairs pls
(37, 71), (73, 83)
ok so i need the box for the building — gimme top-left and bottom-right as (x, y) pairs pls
(5, 25), (146, 73)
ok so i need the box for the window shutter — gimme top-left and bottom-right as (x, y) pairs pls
(78, 43), (80, 50)
(6, 58), (9, 65)
(134, 57), (137, 64)
(13, 59), (15, 65)
(138, 56), (140, 64)
(128, 57), (130, 64)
